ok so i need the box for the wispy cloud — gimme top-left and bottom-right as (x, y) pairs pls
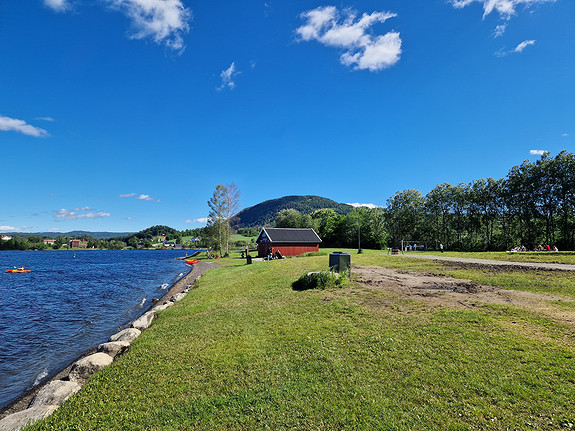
(514, 39), (535, 53)
(562, 133), (569, 137)
(347, 202), (380, 209)
(449, 0), (555, 20)
(119, 193), (160, 202)
(218, 62), (239, 90)
(495, 39), (536, 57)
(54, 207), (111, 221)
(0, 115), (49, 137)
(44, 0), (70, 12)
(530, 149), (547, 155)
(35, 116), (55, 122)
(186, 218), (208, 223)
(0, 226), (28, 232)
(493, 23), (507, 37)
(296, 6), (402, 72)
(106, 0), (192, 52)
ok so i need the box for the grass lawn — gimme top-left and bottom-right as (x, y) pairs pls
(27, 251), (575, 430)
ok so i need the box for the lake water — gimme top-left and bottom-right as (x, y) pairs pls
(0, 249), (194, 410)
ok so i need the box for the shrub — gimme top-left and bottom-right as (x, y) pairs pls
(292, 270), (348, 291)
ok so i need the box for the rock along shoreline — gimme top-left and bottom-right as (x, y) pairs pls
(0, 260), (219, 430)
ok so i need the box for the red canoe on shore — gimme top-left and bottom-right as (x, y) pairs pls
(184, 259), (201, 265)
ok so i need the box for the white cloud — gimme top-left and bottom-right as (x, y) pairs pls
(562, 133), (568, 137)
(495, 39), (536, 56)
(54, 207), (111, 221)
(120, 193), (159, 201)
(493, 23), (507, 37)
(186, 218), (208, 223)
(347, 202), (380, 209)
(530, 149), (547, 155)
(218, 62), (239, 90)
(106, 0), (191, 51)
(44, 0), (70, 12)
(514, 39), (535, 53)
(0, 115), (49, 137)
(296, 6), (401, 72)
(35, 116), (55, 122)
(0, 226), (24, 232)
(449, 0), (555, 19)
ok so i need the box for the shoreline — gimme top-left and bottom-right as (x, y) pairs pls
(0, 260), (218, 420)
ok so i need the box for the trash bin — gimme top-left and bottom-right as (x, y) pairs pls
(329, 252), (351, 273)
(246, 255), (252, 265)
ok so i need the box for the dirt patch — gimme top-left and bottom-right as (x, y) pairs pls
(352, 265), (575, 327)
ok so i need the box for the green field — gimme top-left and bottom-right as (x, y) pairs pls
(27, 251), (575, 430)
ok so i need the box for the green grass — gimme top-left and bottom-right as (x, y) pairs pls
(27, 252), (575, 430)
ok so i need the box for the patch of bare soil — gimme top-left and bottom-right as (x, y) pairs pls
(352, 265), (575, 327)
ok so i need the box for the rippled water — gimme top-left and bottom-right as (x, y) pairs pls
(0, 250), (193, 410)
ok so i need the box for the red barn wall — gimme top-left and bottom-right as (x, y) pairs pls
(257, 242), (319, 257)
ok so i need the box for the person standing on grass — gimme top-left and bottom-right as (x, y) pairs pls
(440, 243), (444, 253)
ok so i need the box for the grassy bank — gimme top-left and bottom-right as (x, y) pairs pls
(28, 252), (575, 430)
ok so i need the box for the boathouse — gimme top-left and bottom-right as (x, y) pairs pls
(256, 228), (322, 257)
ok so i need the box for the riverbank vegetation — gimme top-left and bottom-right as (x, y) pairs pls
(27, 251), (575, 430)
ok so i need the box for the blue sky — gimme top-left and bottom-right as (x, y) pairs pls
(1, 0), (573, 233)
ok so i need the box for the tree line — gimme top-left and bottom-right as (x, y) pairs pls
(274, 151), (575, 251)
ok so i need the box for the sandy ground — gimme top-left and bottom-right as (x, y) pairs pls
(0, 260), (219, 420)
(352, 265), (575, 327)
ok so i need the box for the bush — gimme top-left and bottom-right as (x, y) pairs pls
(292, 270), (348, 291)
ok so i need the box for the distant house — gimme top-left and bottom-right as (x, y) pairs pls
(1, 235), (12, 241)
(69, 239), (88, 249)
(43, 239), (56, 245)
(256, 228), (322, 257)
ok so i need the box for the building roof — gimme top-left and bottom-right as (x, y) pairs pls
(257, 228), (322, 244)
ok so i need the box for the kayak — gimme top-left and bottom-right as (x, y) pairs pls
(6, 269), (31, 273)
(184, 259), (201, 265)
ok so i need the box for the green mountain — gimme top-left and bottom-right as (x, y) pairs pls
(234, 195), (354, 228)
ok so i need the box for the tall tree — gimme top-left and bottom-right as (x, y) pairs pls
(207, 184), (227, 256)
(224, 183), (241, 257)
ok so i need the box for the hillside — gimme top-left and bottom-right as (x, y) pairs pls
(234, 195), (353, 228)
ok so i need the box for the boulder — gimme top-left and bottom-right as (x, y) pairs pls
(108, 328), (141, 343)
(97, 341), (131, 358)
(154, 302), (173, 311)
(170, 293), (186, 302)
(0, 405), (58, 431)
(68, 353), (113, 383)
(29, 380), (81, 408)
(131, 311), (155, 331)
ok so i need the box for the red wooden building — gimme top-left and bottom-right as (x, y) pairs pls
(256, 228), (322, 257)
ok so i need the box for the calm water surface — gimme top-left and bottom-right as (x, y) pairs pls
(0, 250), (192, 410)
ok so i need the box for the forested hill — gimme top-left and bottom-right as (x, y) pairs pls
(234, 195), (354, 228)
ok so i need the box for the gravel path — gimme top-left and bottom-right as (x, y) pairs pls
(399, 254), (575, 272)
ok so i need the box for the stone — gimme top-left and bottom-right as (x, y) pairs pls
(108, 328), (141, 343)
(131, 311), (155, 331)
(0, 405), (58, 431)
(170, 293), (186, 302)
(29, 380), (81, 408)
(154, 302), (173, 311)
(68, 353), (113, 383)
(97, 341), (131, 358)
